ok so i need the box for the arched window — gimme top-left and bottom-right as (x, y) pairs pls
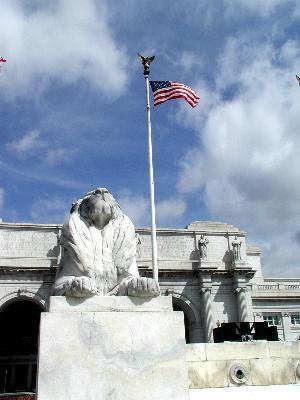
(0, 299), (44, 394)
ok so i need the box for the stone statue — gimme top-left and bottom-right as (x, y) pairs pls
(232, 236), (242, 261)
(52, 188), (160, 298)
(198, 235), (209, 259)
(135, 233), (142, 258)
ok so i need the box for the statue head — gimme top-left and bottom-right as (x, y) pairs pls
(75, 188), (121, 229)
(84, 195), (112, 229)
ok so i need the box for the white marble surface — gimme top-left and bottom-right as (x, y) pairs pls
(49, 294), (172, 312)
(186, 342), (300, 389)
(189, 385), (300, 400)
(37, 297), (189, 400)
(205, 341), (270, 360)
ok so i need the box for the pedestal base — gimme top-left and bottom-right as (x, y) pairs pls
(37, 296), (189, 400)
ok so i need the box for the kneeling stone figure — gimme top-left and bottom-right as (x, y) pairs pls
(53, 188), (160, 298)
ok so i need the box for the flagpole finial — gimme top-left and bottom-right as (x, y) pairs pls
(138, 54), (155, 76)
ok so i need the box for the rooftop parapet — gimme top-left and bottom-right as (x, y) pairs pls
(185, 221), (243, 233)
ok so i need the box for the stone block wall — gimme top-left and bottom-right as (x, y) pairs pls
(0, 223), (60, 270)
(187, 341), (300, 388)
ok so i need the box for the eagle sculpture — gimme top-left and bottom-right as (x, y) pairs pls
(138, 53), (155, 74)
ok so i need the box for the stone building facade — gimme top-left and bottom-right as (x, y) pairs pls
(0, 219), (299, 343)
(1, 219), (300, 393)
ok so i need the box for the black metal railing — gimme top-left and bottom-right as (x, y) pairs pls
(213, 322), (278, 343)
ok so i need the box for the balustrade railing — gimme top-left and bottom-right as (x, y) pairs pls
(255, 283), (300, 291)
(285, 284), (300, 290)
(257, 284), (279, 290)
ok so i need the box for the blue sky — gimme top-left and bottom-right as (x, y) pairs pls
(1, 0), (300, 277)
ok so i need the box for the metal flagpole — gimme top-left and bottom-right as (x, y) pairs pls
(138, 54), (159, 282)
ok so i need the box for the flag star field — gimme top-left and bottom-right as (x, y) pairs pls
(0, 0), (300, 277)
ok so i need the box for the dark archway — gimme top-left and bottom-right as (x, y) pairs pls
(0, 299), (44, 394)
(172, 300), (190, 343)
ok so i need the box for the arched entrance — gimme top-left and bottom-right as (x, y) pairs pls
(0, 299), (44, 394)
(173, 301), (190, 343)
(171, 293), (202, 343)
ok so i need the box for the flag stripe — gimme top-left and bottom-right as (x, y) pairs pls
(154, 87), (200, 103)
(155, 93), (198, 107)
(171, 81), (199, 92)
(155, 83), (200, 96)
(150, 80), (200, 107)
(154, 84), (200, 101)
(154, 90), (199, 106)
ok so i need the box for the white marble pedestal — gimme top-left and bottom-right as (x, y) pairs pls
(36, 296), (189, 400)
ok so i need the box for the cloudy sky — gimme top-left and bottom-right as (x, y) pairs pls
(0, 0), (300, 277)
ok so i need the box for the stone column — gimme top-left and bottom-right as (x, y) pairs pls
(235, 287), (249, 322)
(281, 312), (292, 341)
(201, 287), (214, 343)
(57, 228), (62, 265)
(188, 323), (202, 343)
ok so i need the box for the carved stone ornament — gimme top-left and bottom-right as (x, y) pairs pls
(281, 312), (290, 317)
(17, 288), (28, 297)
(52, 188), (160, 298)
(201, 287), (212, 295)
(229, 363), (249, 385)
(235, 287), (248, 294)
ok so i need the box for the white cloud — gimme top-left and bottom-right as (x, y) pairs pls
(176, 1), (300, 27)
(6, 129), (78, 165)
(117, 190), (149, 227)
(172, 51), (204, 74)
(44, 147), (79, 165)
(0, 159), (85, 189)
(177, 36), (300, 276)
(214, 0), (300, 19)
(157, 198), (186, 227)
(224, 0), (286, 18)
(260, 233), (300, 277)
(30, 195), (69, 223)
(117, 189), (187, 228)
(7, 130), (44, 155)
(0, 0), (129, 100)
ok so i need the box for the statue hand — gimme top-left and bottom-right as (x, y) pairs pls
(126, 277), (160, 298)
(68, 276), (98, 297)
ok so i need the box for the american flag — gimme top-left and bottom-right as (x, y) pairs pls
(149, 81), (200, 107)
